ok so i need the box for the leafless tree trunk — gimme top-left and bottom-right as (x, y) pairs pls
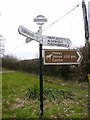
(0, 34), (5, 57)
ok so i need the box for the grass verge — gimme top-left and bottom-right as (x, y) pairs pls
(2, 71), (88, 118)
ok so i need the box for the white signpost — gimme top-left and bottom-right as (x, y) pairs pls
(26, 37), (33, 43)
(18, 14), (83, 117)
(26, 35), (72, 48)
(33, 15), (47, 117)
(42, 35), (72, 48)
(18, 25), (38, 40)
(18, 15), (47, 117)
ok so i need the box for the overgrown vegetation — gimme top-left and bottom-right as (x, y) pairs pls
(2, 44), (90, 81)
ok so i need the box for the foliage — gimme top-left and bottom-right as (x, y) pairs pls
(2, 55), (19, 70)
(80, 43), (90, 74)
(0, 35), (5, 56)
(2, 43), (90, 80)
(19, 59), (39, 74)
(25, 86), (74, 103)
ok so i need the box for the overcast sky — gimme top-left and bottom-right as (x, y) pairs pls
(0, 0), (90, 59)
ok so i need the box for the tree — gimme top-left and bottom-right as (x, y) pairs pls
(0, 34), (5, 57)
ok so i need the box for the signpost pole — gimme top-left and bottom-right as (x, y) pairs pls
(39, 26), (43, 116)
(34, 15), (47, 116)
(39, 43), (43, 116)
(18, 15), (47, 116)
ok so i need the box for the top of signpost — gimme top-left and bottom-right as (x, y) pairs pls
(34, 15), (47, 26)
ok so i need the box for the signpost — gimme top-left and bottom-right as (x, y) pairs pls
(26, 35), (72, 48)
(34, 15), (47, 117)
(18, 25), (38, 40)
(42, 35), (71, 48)
(18, 15), (47, 117)
(44, 49), (83, 65)
(26, 37), (33, 43)
(18, 15), (83, 117)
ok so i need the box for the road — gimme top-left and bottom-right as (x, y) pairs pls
(0, 71), (15, 74)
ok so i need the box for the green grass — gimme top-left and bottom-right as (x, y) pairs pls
(0, 72), (2, 119)
(2, 71), (88, 119)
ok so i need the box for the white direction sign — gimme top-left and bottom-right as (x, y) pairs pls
(18, 25), (38, 40)
(42, 35), (72, 48)
(26, 37), (33, 43)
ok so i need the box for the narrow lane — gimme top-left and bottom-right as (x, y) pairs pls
(0, 71), (15, 74)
